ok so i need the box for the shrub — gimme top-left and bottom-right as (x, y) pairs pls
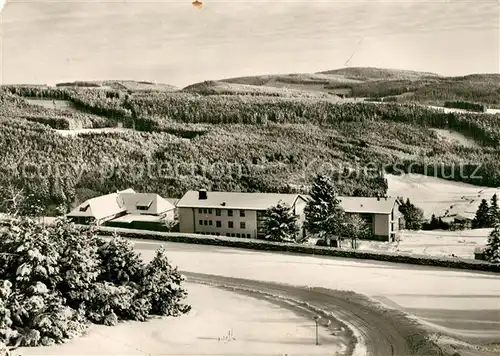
(0, 217), (190, 348)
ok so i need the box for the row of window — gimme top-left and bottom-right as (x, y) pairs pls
(198, 208), (245, 217)
(199, 220), (246, 229)
(196, 232), (251, 238)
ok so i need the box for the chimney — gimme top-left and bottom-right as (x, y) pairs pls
(221, 202), (226, 206)
(377, 196), (380, 201)
(198, 189), (207, 200)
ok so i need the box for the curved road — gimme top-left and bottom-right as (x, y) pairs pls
(184, 271), (445, 356)
(128, 238), (499, 356)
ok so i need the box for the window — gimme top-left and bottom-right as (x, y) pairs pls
(226, 233), (230, 237)
(208, 209), (212, 214)
(240, 222), (246, 229)
(240, 210), (245, 217)
(236, 233), (241, 238)
(203, 208), (208, 214)
(203, 220), (208, 225)
(216, 209), (221, 216)
(199, 220), (203, 225)
(198, 208), (203, 213)
(216, 221), (222, 228)
(228, 209), (233, 217)
(246, 234), (251, 238)
(209, 220), (213, 226)
(228, 221), (234, 228)
(231, 233), (235, 237)
(216, 232), (220, 236)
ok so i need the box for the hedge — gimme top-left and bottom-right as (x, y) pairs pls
(87, 226), (500, 273)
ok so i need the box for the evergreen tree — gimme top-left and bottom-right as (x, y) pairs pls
(262, 201), (300, 243)
(430, 214), (439, 230)
(0, 216), (191, 348)
(488, 194), (500, 227)
(472, 199), (489, 228)
(141, 246), (191, 317)
(398, 198), (424, 230)
(484, 225), (500, 264)
(304, 175), (345, 245)
(97, 235), (145, 286)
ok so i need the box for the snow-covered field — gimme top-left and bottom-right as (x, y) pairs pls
(130, 240), (500, 342)
(428, 105), (500, 115)
(386, 173), (500, 219)
(429, 128), (480, 148)
(356, 228), (490, 259)
(54, 128), (134, 136)
(20, 283), (342, 356)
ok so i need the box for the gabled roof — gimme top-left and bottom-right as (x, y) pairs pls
(338, 196), (398, 214)
(301, 195), (398, 214)
(166, 198), (180, 206)
(119, 193), (175, 215)
(176, 190), (306, 210)
(67, 189), (175, 220)
(67, 190), (132, 220)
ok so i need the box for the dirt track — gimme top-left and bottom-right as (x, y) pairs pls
(184, 271), (447, 356)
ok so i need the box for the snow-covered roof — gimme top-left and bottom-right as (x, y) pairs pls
(337, 196), (398, 215)
(67, 189), (174, 220)
(177, 190), (306, 210)
(66, 191), (129, 220)
(119, 193), (175, 215)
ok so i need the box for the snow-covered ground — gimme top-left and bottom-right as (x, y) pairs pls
(130, 240), (500, 342)
(54, 128), (134, 136)
(356, 228), (490, 259)
(386, 173), (500, 219)
(427, 105), (500, 115)
(20, 283), (342, 356)
(429, 128), (480, 148)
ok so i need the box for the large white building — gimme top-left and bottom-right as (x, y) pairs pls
(176, 190), (308, 239)
(177, 190), (402, 241)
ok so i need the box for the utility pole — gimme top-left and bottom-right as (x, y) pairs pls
(313, 315), (321, 345)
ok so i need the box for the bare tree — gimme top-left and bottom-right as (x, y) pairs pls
(343, 214), (368, 249)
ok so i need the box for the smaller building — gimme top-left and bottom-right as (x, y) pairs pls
(337, 196), (402, 241)
(474, 247), (486, 261)
(66, 189), (176, 227)
(441, 213), (473, 230)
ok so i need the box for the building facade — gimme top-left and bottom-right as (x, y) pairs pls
(177, 190), (307, 239)
(339, 196), (402, 241)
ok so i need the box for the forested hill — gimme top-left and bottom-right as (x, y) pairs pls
(1, 67), (499, 215)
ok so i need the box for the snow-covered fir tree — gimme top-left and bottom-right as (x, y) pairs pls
(484, 224), (500, 264)
(304, 174), (345, 244)
(0, 215), (191, 348)
(488, 194), (500, 227)
(472, 199), (489, 228)
(262, 201), (300, 243)
(141, 246), (191, 317)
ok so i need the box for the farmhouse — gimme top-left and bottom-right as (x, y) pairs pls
(176, 190), (308, 239)
(441, 213), (473, 230)
(338, 196), (402, 241)
(66, 189), (176, 226)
